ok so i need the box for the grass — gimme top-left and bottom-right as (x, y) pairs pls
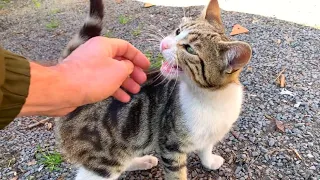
(0, 0), (10, 9)
(46, 19), (59, 29)
(118, 15), (130, 24)
(36, 145), (63, 172)
(144, 51), (163, 68)
(132, 26), (141, 37)
(32, 0), (41, 8)
(104, 30), (114, 38)
(50, 8), (61, 14)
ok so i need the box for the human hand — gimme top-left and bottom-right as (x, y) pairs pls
(57, 37), (150, 105)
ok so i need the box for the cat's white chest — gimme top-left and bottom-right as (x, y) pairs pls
(179, 83), (243, 150)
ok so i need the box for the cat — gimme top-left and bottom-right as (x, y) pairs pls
(55, 0), (252, 179)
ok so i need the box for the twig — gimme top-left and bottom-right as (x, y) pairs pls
(28, 117), (51, 129)
(274, 67), (286, 82)
(291, 148), (302, 160)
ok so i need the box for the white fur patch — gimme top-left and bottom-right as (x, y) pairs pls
(179, 82), (243, 151)
(75, 166), (119, 180)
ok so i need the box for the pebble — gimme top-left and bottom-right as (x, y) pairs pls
(309, 166), (316, 170)
(235, 166), (242, 175)
(269, 138), (276, 147)
(252, 151), (260, 157)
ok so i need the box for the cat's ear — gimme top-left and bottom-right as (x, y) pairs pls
(219, 41), (252, 73)
(202, 0), (222, 25)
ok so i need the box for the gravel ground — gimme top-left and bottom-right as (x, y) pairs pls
(1, 0), (320, 180)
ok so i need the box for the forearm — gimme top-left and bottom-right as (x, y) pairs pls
(18, 62), (79, 117)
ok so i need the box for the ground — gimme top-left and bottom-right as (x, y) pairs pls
(0, 0), (319, 180)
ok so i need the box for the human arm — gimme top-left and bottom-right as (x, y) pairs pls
(0, 37), (150, 128)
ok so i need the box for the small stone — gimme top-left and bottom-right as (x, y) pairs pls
(269, 138), (275, 146)
(252, 151), (260, 157)
(307, 154), (314, 158)
(235, 166), (242, 174)
(294, 123), (305, 127)
(292, 128), (301, 134)
(309, 166), (316, 170)
(249, 136), (256, 142)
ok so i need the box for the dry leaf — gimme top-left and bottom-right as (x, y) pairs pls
(27, 159), (37, 166)
(46, 122), (53, 130)
(143, 3), (154, 8)
(265, 115), (285, 133)
(274, 68), (286, 82)
(230, 24), (249, 36)
(115, 0), (122, 3)
(292, 148), (302, 160)
(57, 176), (65, 180)
(275, 119), (285, 132)
(280, 74), (285, 88)
(10, 176), (18, 180)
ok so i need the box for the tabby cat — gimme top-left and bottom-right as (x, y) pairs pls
(56, 0), (252, 179)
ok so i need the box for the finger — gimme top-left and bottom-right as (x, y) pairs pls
(121, 77), (140, 94)
(106, 38), (151, 69)
(112, 88), (131, 103)
(130, 66), (147, 84)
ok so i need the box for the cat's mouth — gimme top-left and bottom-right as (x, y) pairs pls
(160, 61), (183, 75)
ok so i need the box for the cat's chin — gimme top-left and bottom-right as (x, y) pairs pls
(160, 61), (183, 79)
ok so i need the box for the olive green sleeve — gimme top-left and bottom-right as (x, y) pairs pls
(0, 47), (30, 129)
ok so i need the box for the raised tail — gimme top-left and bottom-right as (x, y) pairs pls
(60, 0), (104, 60)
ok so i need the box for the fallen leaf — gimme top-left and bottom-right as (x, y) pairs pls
(231, 130), (240, 140)
(265, 115), (285, 133)
(280, 74), (285, 88)
(291, 148), (302, 160)
(46, 122), (53, 130)
(274, 68), (286, 82)
(27, 159), (37, 166)
(115, 0), (122, 3)
(275, 119), (285, 132)
(10, 176), (18, 180)
(57, 176), (65, 180)
(230, 24), (249, 36)
(143, 3), (154, 8)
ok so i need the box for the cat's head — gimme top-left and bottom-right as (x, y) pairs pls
(160, 0), (252, 89)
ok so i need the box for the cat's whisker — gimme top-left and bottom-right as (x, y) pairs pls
(145, 33), (163, 41)
(143, 28), (165, 38)
(146, 39), (160, 43)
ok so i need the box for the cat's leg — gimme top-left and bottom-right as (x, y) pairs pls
(161, 152), (188, 180)
(198, 144), (224, 170)
(75, 166), (120, 180)
(125, 155), (158, 171)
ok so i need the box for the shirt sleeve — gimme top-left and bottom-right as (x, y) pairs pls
(0, 47), (30, 129)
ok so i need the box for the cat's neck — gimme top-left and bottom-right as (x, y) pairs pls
(179, 81), (243, 102)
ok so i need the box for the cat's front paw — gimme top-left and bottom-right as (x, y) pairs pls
(201, 154), (224, 170)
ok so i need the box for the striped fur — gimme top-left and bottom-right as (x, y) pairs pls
(55, 0), (252, 179)
(60, 0), (104, 60)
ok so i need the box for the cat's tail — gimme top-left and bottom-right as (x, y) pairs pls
(60, 0), (104, 60)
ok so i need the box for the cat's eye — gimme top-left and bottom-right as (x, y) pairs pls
(183, 44), (196, 55)
(175, 28), (181, 35)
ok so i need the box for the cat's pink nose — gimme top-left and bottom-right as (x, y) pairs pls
(161, 41), (169, 51)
